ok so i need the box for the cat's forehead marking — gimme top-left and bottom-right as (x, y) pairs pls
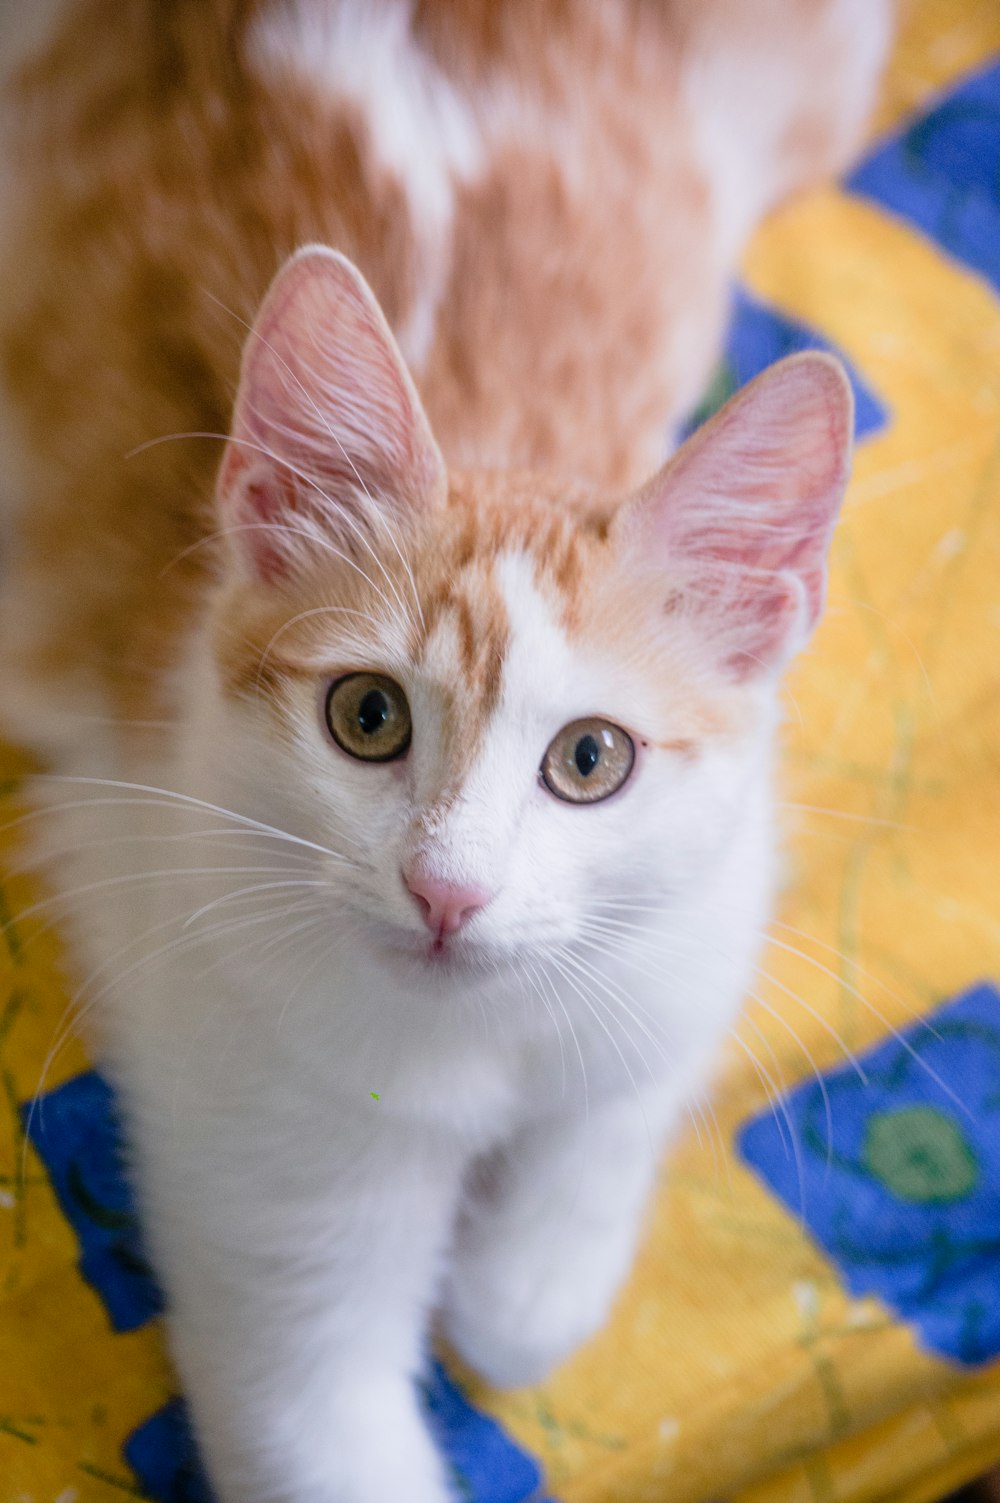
(417, 562), (509, 784)
(429, 471), (614, 629)
(410, 546), (579, 829)
(405, 480), (605, 795)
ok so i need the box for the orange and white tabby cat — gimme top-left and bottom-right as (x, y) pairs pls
(0, 3), (890, 1499)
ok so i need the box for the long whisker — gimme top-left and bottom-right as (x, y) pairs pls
(9, 866), (329, 933)
(743, 985), (835, 1153)
(181, 877), (330, 930)
(776, 800), (909, 829)
(274, 923), (348, 1037)
(728, 1029), (807, 1207)
(570, 933), (678, 1061)
(129, 428), (414, 643)
(23, 888), (326, 1170)
(516, 956), (568, 1100)
(547, 948), (654, 1154)
(593, 895), (936, 1037)
(755, 956), (967, 1117)
(5, 826), (319, 880)
(14, 775), (347, 862)
(585, 909), (871, 1087)
(531, 955), (589, 1113)
(735, 1013), (796, 1157)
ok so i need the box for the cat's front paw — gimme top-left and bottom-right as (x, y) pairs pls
(442, 1229), (625, 1389)
(185, 1354), (456, 1503)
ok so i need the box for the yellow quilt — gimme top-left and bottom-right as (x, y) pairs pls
(2, 2), (1000, 1498)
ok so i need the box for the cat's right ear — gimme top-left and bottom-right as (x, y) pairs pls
(216, 247), (446, 583)
(614, 353), (853, 678)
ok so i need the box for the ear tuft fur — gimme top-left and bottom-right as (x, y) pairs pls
(619, 353), (853, 676)
(217, 246), (446, 583)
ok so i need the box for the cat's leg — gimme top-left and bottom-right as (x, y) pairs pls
(442, 1091), (675, 1389)
(141, 1115), (469, 1503)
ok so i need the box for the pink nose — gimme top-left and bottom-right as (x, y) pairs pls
(403, 870), (491, 938)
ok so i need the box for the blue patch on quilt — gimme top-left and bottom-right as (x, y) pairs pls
(423, 1360), (556, 1503)
(124, 1369), (554, 1503)
(847, 59), (1000, 297)
(739, 981), (1000, 1366)
(20, 1069), (162, 1332)
(25, 1068), (555, 1501)
(680, 286), (888, 442)
(125, 1400), (213, 1503)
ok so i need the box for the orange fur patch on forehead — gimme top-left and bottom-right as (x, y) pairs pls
(212, 460), (744, 781)
(212, 468), (613, 771)
(449, 472), (752, 749)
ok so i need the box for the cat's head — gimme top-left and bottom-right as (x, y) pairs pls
(199, 247), (852, 987)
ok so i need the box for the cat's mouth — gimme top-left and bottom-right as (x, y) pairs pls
(377, 921), (501, 979)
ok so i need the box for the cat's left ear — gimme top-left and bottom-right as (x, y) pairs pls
(616, 353), (853, 677)
(217, 246), (446, 583)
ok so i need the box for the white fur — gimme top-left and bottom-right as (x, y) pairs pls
(686, 0), (893, 259)
(250, 0), (484, 370)
(17, 535), (777, 1501)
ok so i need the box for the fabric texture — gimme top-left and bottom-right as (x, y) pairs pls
(2, 2), (1000, 1498)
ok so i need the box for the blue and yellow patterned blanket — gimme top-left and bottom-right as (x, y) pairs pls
(3, 4), (1000, 1499)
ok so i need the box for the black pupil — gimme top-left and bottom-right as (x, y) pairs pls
(574, 734), (601, 778)
(357, 688), (390, 736)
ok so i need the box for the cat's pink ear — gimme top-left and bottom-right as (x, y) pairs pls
(619, 353), (853, 677)
(217, 246), (446, 582)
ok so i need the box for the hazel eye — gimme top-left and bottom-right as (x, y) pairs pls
(325, 673), (411, 762)
(541, 718), (635, 804)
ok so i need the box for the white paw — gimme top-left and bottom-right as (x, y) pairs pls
(191, 1368), (456, 1503)
(442, 1228), (626, 1389)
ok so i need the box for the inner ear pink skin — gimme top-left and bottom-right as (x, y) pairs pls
(617, 351), (854, 676)
(216, 246), (447, 584)
(403, 869), (493, 947)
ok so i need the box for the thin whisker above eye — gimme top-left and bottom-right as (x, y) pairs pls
(254, 603), (397, 687)
(131, 428), (416, 637)
(130, 426), (390, 572)
(247, 403), (420, 635)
